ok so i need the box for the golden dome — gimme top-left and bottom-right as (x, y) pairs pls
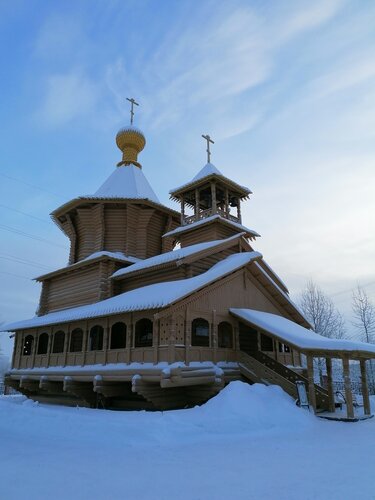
(116, 125), (146, 168)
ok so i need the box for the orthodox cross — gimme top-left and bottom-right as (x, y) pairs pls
(202, 134), (214, 163)
(126, 97), (139, 125)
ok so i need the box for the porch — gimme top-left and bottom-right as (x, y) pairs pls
(230, 308), (375, 421)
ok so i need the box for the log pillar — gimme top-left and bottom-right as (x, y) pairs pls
(181, 195), (185, 225)
(360, 359), (371, 416)
(210, 182), (217, 215)
(237, 199), (242, 223)
(195, 188), (200, 221)
(342, 356), (354, 419)
(325, 357), (335, 413)
(306, 355), (316, 413)
(224, 188), (229, 218)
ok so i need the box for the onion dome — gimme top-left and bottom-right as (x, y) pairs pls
(116, 125), (146, 168)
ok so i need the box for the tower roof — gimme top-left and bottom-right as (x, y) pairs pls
(93, 164), (160, 203)
(169, 162), (252, 199)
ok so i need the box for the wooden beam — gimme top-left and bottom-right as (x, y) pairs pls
(325, 357), (335, 413)
(306, 355), (316, 413)
(342, 357), (354, 419)
(360, 359), (371, 416)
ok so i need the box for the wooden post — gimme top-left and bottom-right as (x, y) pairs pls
(153, 315), (159, 364)
(211, 182), (217, 215)
(342, 356), (354, 419)
(180, 195), (185, 225)
(224, 188), (229, 219)
(237, 198), (242, 223)
(82, 323), (88, 366)
(103, 319), (109, 365)
(195, 188), (199, 221)
(360, 359), (371, 416)
(325, 357), (335, 413)
(306, 355), (316, 413)
(63, 326), (70, 367)
(212, 309), (217, 363)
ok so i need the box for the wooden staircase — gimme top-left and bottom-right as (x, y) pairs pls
(238, 350), (330, 411)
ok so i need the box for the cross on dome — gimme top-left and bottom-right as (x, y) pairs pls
(126, 97), (139, 125)
(202, 134), (214, 164)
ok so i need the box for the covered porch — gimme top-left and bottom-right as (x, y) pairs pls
(230, 308), (375, 421)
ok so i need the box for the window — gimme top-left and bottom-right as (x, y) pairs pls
(89, 325), (104, 351)
(52, 331), (65, 353)
(135, 319), (153, 347)
(278, 343), (291, 353)
(70, 328), (83, 352)
(218, 322), (233, 348)
(37, 333), (49, 355)
(260, 333), (274, 352)
(110, 322), (127, 349)
(192, 318), (209, 347)
(23, 335), (34, 356)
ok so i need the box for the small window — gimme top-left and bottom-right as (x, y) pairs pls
(110, 322), (127, 349)
(89, 325), (104, 351)
(37, 333), (49, 355)
(23, 335), (34, 356)
(192, 318), (209, 347)
(218, 322), (233, 348)
(70, 328), (83, 352)
(260, 333), (273, 352)
(135, 319), (153, 347)
(52, 331), (65, 353)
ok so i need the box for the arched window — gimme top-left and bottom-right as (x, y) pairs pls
(37, 332), (49, 355)
(218, 322), (233, 348)
(89, 325), (104, 351)
(135, 319), (153, 347)
(52, 331), (65, 353)
(110, 322), (127, 349)
(192, 318), (209, 347)
(70, 328), (83, 352)
(23, 335), (34, 356)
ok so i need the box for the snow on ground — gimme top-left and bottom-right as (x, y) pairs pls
(1, 382), (375, 500)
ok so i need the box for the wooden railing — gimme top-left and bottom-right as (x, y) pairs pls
(183, 209), (240, 226)
(238, 350), (330, 411)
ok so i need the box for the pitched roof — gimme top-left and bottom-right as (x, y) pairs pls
(170, 162), (251, 196)
(93, 164), (160, 203)
(35, 251), (140, 282)
(111, 233), (245, 280)
(230, 309), (375, 357)
(162, 214), (260, 239)
(2, 252), (261, 331)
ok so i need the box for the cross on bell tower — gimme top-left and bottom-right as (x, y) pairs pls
(126, 97), (139, 125)
(202, 134), (214, 164)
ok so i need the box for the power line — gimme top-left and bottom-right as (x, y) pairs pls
(0, 203), (50, 224)
(331, 281), (375, 298)
(0, 224), (68, 250)
(0, 270), (34, 281)
(0, 254), (53, 271)
(0, 171), (66, 200)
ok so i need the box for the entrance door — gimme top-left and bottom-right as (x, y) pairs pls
(239, 322), (258, 354)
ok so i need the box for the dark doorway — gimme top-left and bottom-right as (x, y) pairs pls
(239, 322), (258, 354)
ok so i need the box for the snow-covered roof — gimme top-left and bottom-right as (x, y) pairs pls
(35, 251), (140, 281)
(80, 251), (140, 265)
(111, 233), (245, 279)
(3, 252), (262, 331)
(93, 164), (160, 203)
(170, 162), (251, 195)
(230, 309), (375, 356)
(163, 214), (260, 239)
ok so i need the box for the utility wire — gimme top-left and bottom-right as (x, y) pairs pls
(0, 203), (51, 224)
(0, 270), (34, 281)
(0, 224), (68, 249)
(0, 171), (66, 200)
(0, 254), (53, 271)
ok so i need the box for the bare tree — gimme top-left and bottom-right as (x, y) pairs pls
(352, 286), (375, 342)
(352, 286), (375, 390)
(300, 280), (346, 384)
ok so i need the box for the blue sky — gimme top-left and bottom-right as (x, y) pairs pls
(1, 0), (375, 356)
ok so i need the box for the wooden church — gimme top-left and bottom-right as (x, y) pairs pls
(3, 102), (375, 418)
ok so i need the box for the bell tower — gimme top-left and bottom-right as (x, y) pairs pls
(165, 134), (259, 247)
